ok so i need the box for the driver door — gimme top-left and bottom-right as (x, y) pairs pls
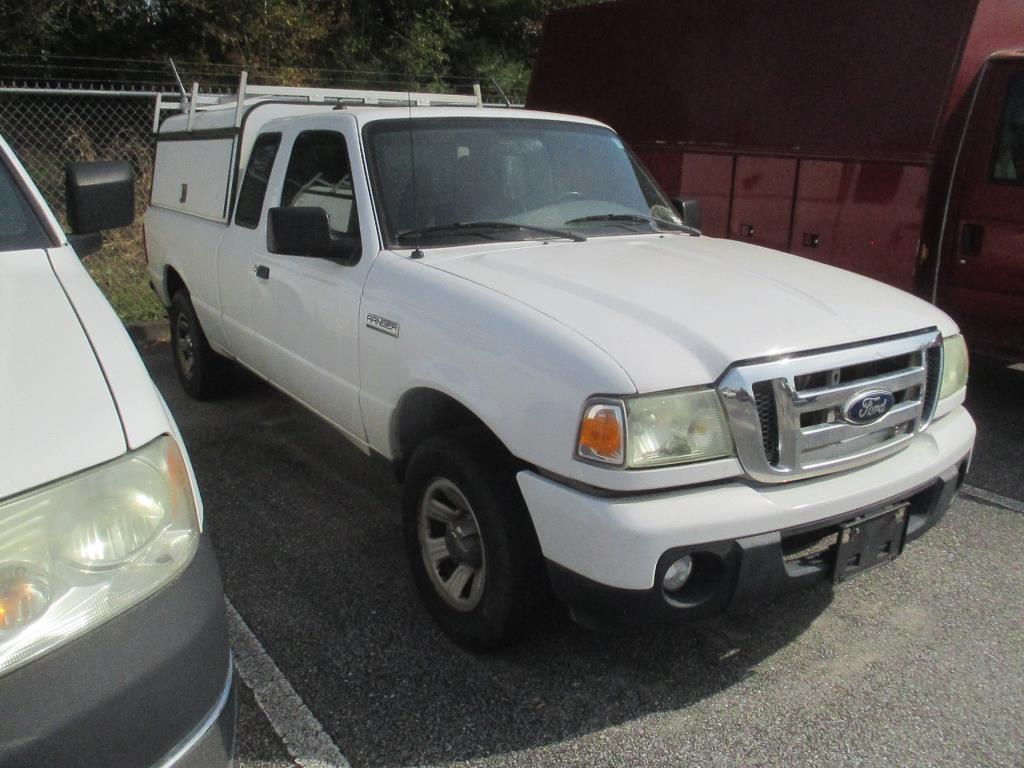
(248, 115), (378, 445)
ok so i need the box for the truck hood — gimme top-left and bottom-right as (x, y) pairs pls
(425, 234), (957, 392)
(0, 250), (126, 500)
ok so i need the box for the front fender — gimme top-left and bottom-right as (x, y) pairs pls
(358, 251), (635, 482)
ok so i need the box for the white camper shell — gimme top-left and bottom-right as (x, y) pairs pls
(151, 80), (484, 222)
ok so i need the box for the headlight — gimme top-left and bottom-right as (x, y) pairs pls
(625, 389), (734, 467)
(0, 436), (199, 677)
(577, 388), (734, 468)
(939, 334), (969, 399)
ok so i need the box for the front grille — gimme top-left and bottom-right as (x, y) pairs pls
(923, 344), (943, 421)
(718, 330), (942, 483)
(792, 353), (915, 390)
(753, 381), (779, 465)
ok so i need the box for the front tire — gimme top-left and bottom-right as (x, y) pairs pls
(169, 290), (232, 400)
(402, 430), (546, 651)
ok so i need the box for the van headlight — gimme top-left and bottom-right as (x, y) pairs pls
(939, 334), (969, 399)
(0, 436), (199, 677)
(577, 388), (734, 468)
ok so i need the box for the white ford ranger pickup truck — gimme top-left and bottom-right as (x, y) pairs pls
(144, 88), (975, 649)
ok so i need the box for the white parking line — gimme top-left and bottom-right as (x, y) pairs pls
(225, 599), (350, 768)
(961, 484), (1024, 515)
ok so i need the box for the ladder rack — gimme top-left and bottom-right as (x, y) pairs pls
(154, 70), (486, 133)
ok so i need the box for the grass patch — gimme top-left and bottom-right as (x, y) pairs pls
(83, 224), (166, 325)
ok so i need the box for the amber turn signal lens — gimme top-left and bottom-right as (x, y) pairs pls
(577, 403), (625, 464)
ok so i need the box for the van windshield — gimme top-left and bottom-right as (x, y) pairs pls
(0, 159), (50, 252)
(363, 117), (684, 248)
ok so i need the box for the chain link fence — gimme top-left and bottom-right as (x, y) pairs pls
(0, 88), (165, 322)
(0, 90), (157, 219)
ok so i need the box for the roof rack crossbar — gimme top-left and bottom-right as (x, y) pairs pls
(230, 83), (480, 107)
(152, 71), (496, 132)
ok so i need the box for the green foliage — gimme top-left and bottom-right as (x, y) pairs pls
(154, 0), (342, 67)
(84, 237), (167, 324)
(0, 0), (157, 57)
(0, 0), (598, 97)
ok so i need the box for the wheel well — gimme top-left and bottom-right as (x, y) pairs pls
(393, 389), (506, 481)
(165, 267), (185, 304)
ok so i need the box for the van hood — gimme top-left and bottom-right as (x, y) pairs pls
(0, 250), (126, 500)
(425, 234), (956, 393)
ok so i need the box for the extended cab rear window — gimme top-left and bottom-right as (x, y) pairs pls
(0, 158), (51, 252)
(235, 132), (281, 228)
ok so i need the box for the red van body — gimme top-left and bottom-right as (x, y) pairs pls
(527, 0), (1024, 359)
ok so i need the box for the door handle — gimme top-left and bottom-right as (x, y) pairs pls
(254, 264), (270, 280)
(958, 223), (983, 264)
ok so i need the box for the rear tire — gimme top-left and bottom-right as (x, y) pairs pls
(402, 429), (547, 651)
(169, 290), (232, 400)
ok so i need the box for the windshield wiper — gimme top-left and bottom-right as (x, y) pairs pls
(564, 213), (700, 236)
(398, 220), (587, 243)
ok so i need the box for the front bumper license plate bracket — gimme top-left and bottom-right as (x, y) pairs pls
(833, 503), (910, 583)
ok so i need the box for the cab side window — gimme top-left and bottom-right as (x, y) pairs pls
(991, 72), (1024, 184)
(281, 130), (358, 235)
(235, 133), (281, 228)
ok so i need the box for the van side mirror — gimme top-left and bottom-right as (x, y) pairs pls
(267, 207), (361, 265)
(671, 197), (702, 230)
(65, 161), (134, 235)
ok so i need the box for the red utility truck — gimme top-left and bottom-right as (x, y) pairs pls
(527, 0), (1024, 360)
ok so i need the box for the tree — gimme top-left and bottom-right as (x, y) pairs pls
(0, 0), (157, 57)
(154, 0), (344, 66)
(0, 0), (601, 98)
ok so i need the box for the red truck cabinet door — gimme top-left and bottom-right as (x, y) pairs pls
(790, 160), (928, 292)
(942, 58), (1024, 358)
(680, 153), (733, 238)
(729, 156), (798, 251)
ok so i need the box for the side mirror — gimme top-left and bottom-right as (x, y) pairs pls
(65, 161), (134, 235)
(671, 197), (702, 231)
(267, 207), (361, 265)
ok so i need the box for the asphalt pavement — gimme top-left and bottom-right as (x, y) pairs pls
(140, 345), (1024, 768)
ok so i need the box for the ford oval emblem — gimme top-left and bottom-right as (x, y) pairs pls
(843, 389), (895, 425)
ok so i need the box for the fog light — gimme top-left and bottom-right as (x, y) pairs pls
(662, 555), (693, 592)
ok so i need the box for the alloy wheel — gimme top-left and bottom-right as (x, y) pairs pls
(417, 477), (487, 612)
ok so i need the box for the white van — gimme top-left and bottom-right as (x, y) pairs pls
(0, 134), (234, 768)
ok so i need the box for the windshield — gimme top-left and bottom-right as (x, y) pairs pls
(0, 157), (51, 252)
(363, 117), (684, 248)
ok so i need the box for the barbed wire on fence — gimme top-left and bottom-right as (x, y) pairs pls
(0, 54), (520, 101)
